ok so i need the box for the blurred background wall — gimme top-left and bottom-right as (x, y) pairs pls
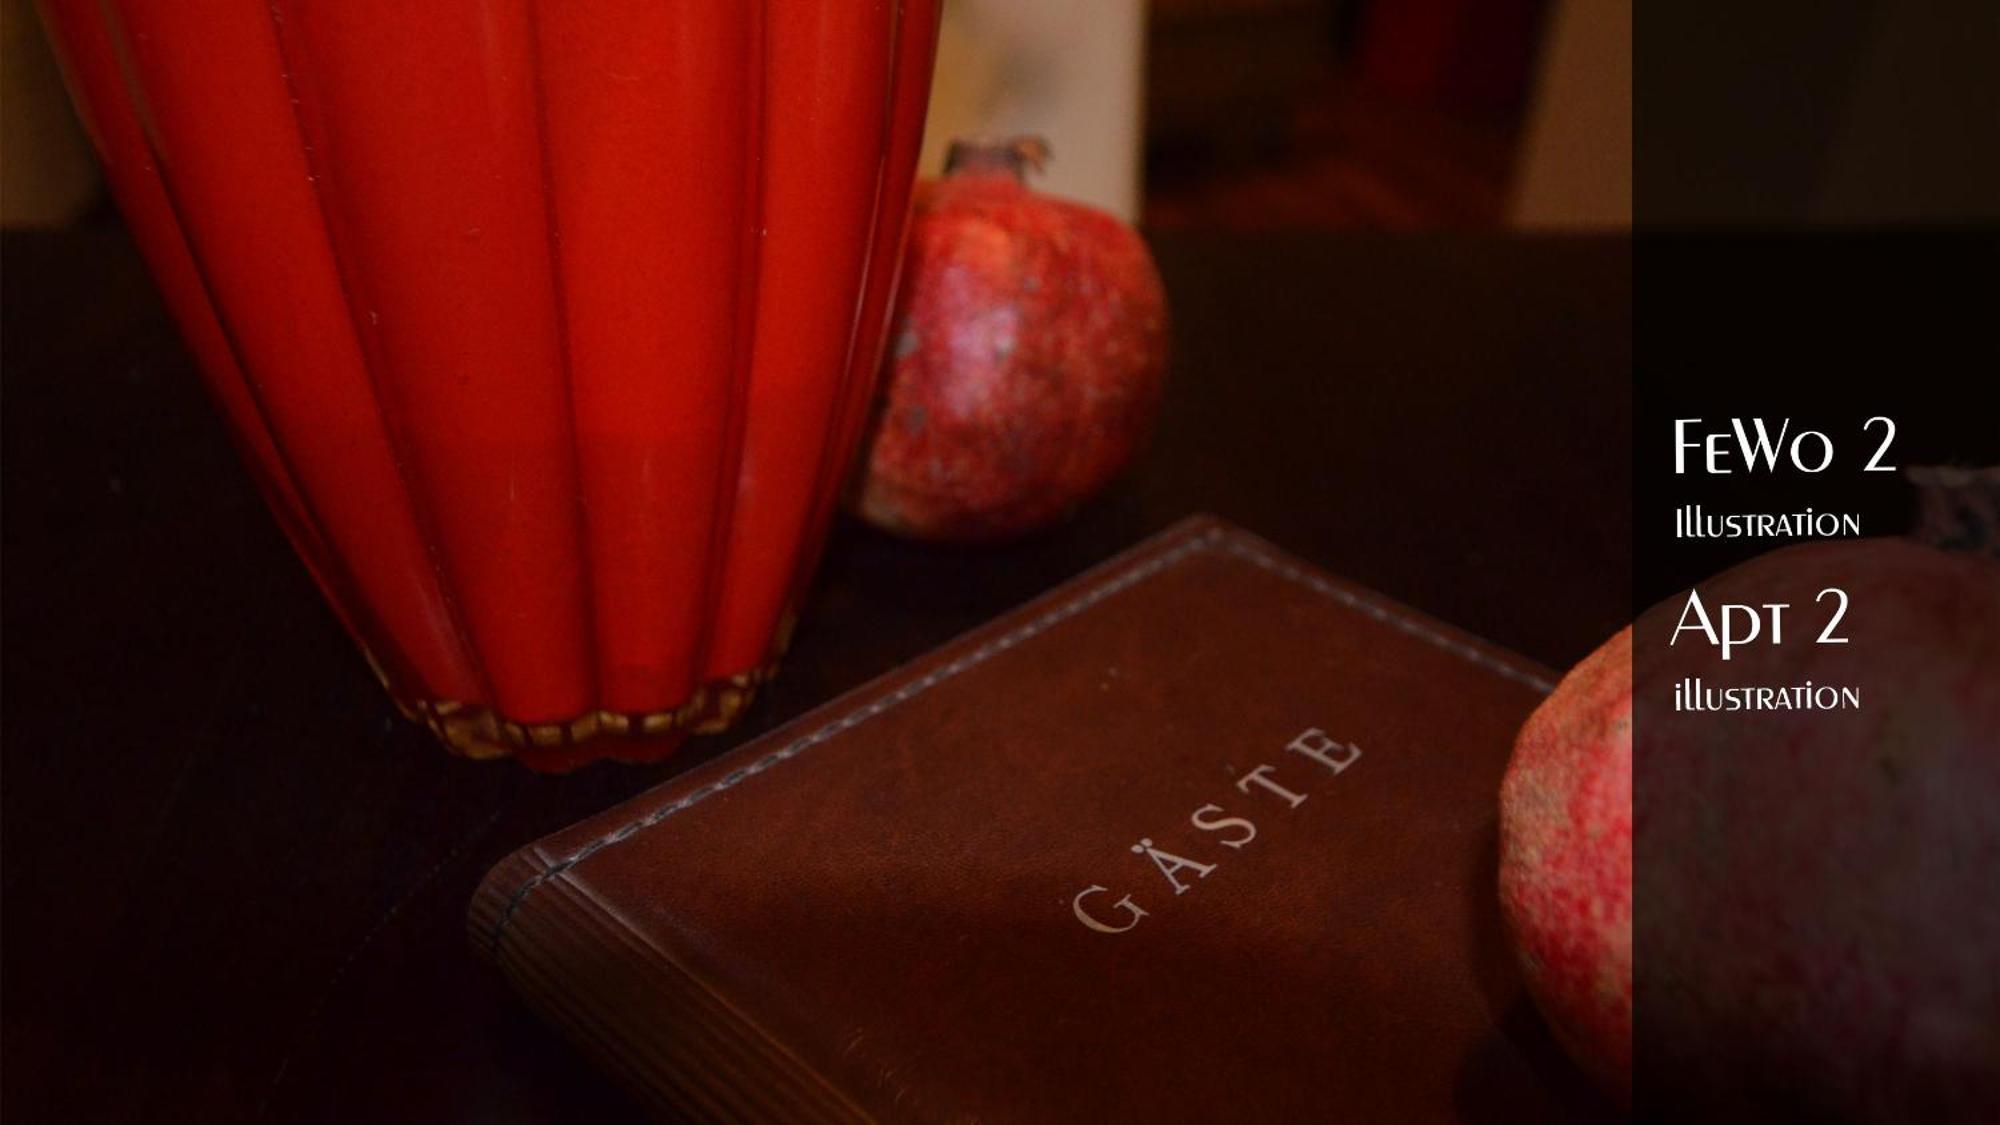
(9, 1), (1992, 235)
(0, 0), (1621, 234)
(1638, 0), (2000, 226)
(922, 0), (1148, 221)
(923, 0), (1603, 228)
(1511, 0), (1630, 228)
(2, 0), (99, 227)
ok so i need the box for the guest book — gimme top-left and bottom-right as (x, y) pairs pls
(470, 516), (1605, 1121)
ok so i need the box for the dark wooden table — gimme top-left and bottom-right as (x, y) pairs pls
(2, 224), (1630, 1122)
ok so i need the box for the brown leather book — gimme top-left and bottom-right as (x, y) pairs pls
(470, 516), (1607, 1122)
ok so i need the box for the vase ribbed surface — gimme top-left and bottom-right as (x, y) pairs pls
(42, 0), (941, 768)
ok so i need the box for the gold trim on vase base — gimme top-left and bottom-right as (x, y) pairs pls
(395, 663), (780, 772)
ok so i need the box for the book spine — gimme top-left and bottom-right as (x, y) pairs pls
(471, 857), (868, 1123)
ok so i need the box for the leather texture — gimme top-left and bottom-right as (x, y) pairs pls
(471, 515), (1594, 1122)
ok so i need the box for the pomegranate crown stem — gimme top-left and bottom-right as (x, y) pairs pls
(944, 135), (1051, 183)
(1908, 465), (2000, 560)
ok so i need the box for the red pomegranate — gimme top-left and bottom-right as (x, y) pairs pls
(1498, 626), (1634, 1103)
(1501, 514), (2000, 1119)
(851, 136), (1168, 541)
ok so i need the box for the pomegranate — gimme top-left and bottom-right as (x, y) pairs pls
(851, 136), (1168, 541)
(1501, 508), (2000, 1119)
(1498, 626), (1634, 1103)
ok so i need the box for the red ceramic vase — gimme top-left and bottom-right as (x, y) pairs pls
(41, 1), (941, 769)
